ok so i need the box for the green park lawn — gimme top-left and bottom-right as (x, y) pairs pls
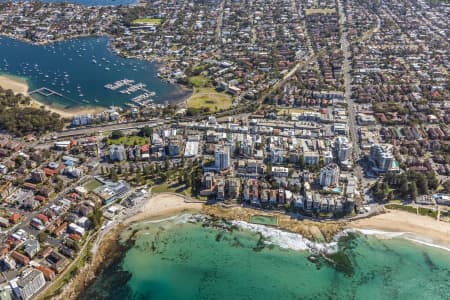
(187, 88), (232, 112)
(107, 135), (148, 147)
(131, 18), (162, 25)
(188, 75), (211, 88)
(83, 179), (103, 192)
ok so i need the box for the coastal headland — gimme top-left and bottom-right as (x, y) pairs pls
(44, 192), (450, 300)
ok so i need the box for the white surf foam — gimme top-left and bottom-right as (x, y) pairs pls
(403, 237), (450, 252)
(353, 228), (406, 239)
(141, 213), (192, 224)
(231, 220), (339, 254)
(352, 228), (450, 252)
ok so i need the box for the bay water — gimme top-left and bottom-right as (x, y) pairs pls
(80, 215), (450, 300)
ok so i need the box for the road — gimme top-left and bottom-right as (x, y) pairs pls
(215, 0), (225, 44)
(337, 0), (364, 193)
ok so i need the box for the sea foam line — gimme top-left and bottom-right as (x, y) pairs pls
(141, 213), (192, 224)
(231, 220), (339, 254)
(352, 228), (450, 252)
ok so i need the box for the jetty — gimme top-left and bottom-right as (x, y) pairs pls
(29, 87), (63, 97)
(29, 86), (87, 105)
(104, 78), (157, 108)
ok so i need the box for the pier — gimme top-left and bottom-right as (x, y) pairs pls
(104, 78), (157, 108)
(29, 86), (87, 105)
(29, 87), (63, 97)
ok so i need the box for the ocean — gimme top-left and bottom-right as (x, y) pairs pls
(79, 215), (450, 300)
(0, 37), (186, 109)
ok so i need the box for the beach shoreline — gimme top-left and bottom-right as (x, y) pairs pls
(349, 209), (450, 250)
(0, 74), (106, 118)
(45, 195), (450, 300)
(48, 193), (202, 300)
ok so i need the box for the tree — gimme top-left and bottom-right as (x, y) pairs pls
(416, 174), (428, 195)
(409, 182), (418, 201)
(14, 156), (24, 168)
(298, 155), (305, 169)
(138, 126), (153, 138)
(55, 178), (64, 193)
(38, 232), (48, 243)
(109, 168), (118, 181)
(399, 175), (409, 196)
(165, 156), (170, 170)
(427, 172), (438, 190)
(143, 167), (149, 177)
(135, 173), (143, 185)
(267, 162), (272, 176)
(89, 204), (103, 229)
(443, 180), (450, 193)
(111, 130), (124, 139)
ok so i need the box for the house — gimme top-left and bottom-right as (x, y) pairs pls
(35, 265), (56, 281)
(0, 217), (9, 228)
(11, 251), (30, 266)
(23, 240), (40, 259)
(269, 190), (277, 205)
(38, 186), (53, 198)
(0, 181), (14, 199)
(9, 213), (20, 224)
(272, 166), (289, 177)
(46, 251), (68, 273)
(226, 178), (240, 199)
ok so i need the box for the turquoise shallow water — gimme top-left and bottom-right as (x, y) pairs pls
(80, 216), (450, 300)
(0, 37), (186, 109)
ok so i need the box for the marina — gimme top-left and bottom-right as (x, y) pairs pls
(104, 79), (157, 107)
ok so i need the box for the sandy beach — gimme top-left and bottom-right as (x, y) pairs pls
(0, 75), (28, 94)
(48, 193), (202, 300)
(49, 197), (450, 300)
(0, 75), (105, 118)
(125, 193), (203, 225)
(350, 209), (450, 249)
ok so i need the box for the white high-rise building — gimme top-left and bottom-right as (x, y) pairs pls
(334, 136), (352, 163)
(109, 145), (126, 161)
(369, 144), (399, 172)
(215, 147), (230, 170)
(319, 163), (340, 187)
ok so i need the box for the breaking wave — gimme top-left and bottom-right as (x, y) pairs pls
(140, 214), (450, 254)
(230, 220), (340, 254)
(352, 228), (450, 252)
